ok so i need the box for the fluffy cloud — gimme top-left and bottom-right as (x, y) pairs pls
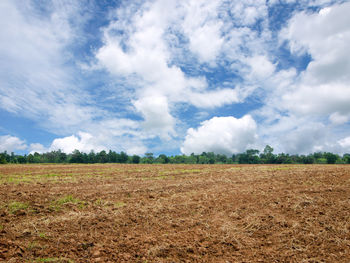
(181, 0), (224, 63)
(253, 1), (350, 154)
(95, 0), (256, 139)
(181, 115), (257, 155)
(0, 135), (27, 152)
(94, 0), (277, 148)
(338, 136), (350, 150)
(134, 96), (175, 138)
(49, 132), (106, 154)
(244, 55), (276, 80)
(29, 143), (48, 154)
(279, 2), (350, 119)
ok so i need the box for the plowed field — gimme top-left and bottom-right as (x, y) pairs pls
(0, 164), (350, 262)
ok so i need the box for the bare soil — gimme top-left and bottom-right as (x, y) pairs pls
(0, 164), (350, 262)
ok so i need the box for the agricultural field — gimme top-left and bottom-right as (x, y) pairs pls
(0, 164), (350, 262)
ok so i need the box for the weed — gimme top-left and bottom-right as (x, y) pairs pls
(42, 174), (61, 178)
(50, 195), (86, 211)
(94, 198), (110, 207)
(27, 241), (39, 251)
(114, 201), (126, 208)
(8, 201), (29, 214)
(6, 176), (34, 184)
(38, 232), (47, 239)
(35, 258), (74, 263)
(55, 195), (80, 205)
(36, 258), (58, 262)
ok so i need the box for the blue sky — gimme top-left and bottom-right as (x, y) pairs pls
(1, 0), (350, 156)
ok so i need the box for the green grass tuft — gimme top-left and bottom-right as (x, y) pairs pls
(8, 201), (29, 214)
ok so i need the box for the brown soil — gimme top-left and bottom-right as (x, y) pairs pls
(0, 164), (350, 262)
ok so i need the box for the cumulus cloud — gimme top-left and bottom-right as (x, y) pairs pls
(252, 1), (350, 154)
(244, 55), (276, 80)
(29, 143), (48, 154)
(181, 0), (224, 63)
(95, 0), (258, 140)
(277, 122), (327, 154)
(338, 136), (350, 150)
(49, 132), (106, 154)
(229, 0), (268, 26)
(134, 96), (175, 138)
(279, 2), (350, 119)
(181, 115), (257, 155)
(0, 135), (27, 152)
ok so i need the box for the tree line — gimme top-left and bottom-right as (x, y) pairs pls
(0, 145), (349, 164)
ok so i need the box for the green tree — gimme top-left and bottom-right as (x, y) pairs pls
(239, 149), (260, 164)
(324, 152), (338, 164)
(88, 150), (97, 163)
(156, 154), (169, 164)
(97, 150), (108, 163)
(131, 155), (141, 164)
(119, 151), (129, 163)
(0, 153), (7, 164)
(70, 150), (83, 163)
(108, 150), (117, 163)
(141, 153), (154, 164)
(343, 154), (350, 164)
(17, 155), (26, 164)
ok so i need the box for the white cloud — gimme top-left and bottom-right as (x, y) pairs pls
(338, 136), (350, 150)
(95, 0), (254, 140)
(229, 0), (268, 26)
(126, 145), (148, 156)
(187, 88), (241, 108)
(181, 115), (257, 155)
(49, 132), (106, 154)
(0, 0), (100, 134)
(277, 122), (327, 154)
(133, 96), (175, 138)
(277, 1), (350, 119)
(29, 143), (48, 154)
(245, 55), (276, 80)
(250, 1), (350, 154)
(181, 0), (224, 63)
(329, 112), (350, 125)
(0, 135), (27, 152)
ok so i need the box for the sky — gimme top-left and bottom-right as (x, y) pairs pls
(1, 0), (350, 156)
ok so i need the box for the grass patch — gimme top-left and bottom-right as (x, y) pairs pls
(159, 169), (202, 176)
(142, 175), (175, 180)
(114, 201), (126, 208)
(4, 176), (34, 184)
(35, 258), (74, 263)
(42, 174), (61, 177)
(38, 232), (48, 239)
(50, 195), (86, 211)
(55, 195), (81, 205)
(264, 166), (295, 171)
(8, 201), (29, 214)
(27, 241), (40, 251)
(94, 198), (111, 207)
(36, 259), (59, 262)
